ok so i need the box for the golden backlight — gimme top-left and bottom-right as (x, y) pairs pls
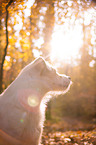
(50, 25), (83, 63)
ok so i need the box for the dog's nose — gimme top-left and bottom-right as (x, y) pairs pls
(68, 76), (71, 80)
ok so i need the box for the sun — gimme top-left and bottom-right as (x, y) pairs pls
(50, 25), (83, 63)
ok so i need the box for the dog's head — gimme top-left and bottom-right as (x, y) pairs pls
(17, 57), (71, 111)
(20, 57), (71, 93)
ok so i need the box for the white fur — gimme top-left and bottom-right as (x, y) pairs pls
(0, 57), (71, 145)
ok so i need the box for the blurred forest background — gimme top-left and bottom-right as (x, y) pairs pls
(0, 0), (96, 134)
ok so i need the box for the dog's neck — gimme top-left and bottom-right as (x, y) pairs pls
(17, 88), (46, 113)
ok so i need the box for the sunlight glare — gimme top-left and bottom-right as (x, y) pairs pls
(50, 25), (83, 63)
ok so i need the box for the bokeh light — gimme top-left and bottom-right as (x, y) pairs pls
(28, 95), (39, 107)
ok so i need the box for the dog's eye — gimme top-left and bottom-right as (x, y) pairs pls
(48, 68), (56, 75)
(46, 66), (52, 71)
(40, 64), (56, 76)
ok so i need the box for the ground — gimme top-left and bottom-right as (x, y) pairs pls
(41, 118), (96, 145)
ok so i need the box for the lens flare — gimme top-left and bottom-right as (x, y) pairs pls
(28, 95), (39, 107)
(20, 119), (24, 123)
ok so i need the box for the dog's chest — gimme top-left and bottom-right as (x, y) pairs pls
(16, 110), (42, 140)
(20, 112), (42, 141)
(0, 104), (42, 141)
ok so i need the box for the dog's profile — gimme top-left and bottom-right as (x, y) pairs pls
(0, 57), (71, 145)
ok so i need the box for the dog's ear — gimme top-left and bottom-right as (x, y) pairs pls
(33, 57), (47, 74)
(33, 57), (46, 68)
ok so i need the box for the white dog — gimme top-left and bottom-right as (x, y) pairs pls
(0, 57), (71, 145)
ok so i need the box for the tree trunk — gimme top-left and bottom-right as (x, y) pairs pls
(42, 0), (55, 59)
(42, 0), (55, 119)
(0, 0), (13, 93)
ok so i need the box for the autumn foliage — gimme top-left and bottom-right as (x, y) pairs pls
(0, 0), (96, 144)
